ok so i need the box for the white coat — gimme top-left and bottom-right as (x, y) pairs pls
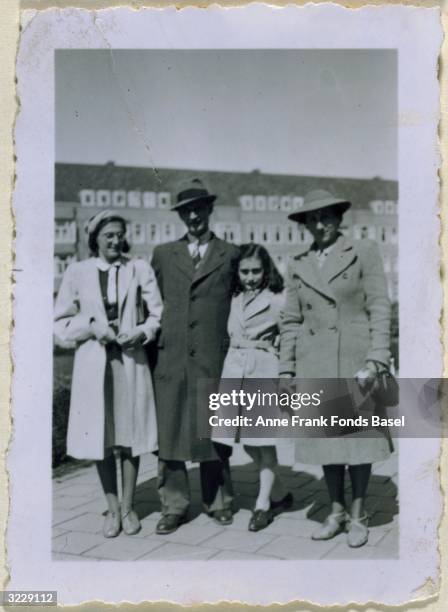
(54, 256), (163, 460)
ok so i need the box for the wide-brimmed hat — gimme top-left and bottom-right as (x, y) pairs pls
(85, 210), (126, 236)
(171, 177), (217, 211)
(288, 189), (351, 223)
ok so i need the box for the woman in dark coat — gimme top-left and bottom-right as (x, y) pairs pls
(279, 189), (393, 548)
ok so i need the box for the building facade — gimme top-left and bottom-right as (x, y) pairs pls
(55, 163), (398, 300)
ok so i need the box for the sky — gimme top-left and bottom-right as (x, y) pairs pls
(55, 49), (397, 180)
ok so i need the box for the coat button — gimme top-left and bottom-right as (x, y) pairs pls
(189, 348), (196, 357)
(189, 321), (197, 329)
(309, 329), (315, 336)
(306, 303), (312, 310)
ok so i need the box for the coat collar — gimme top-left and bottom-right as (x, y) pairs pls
(85, 256), (135, 319)
(242, 288), (273, 321)
(192, 236), (227, 285)
(170, 234), (227, 285)
(292, 234), (357, 301)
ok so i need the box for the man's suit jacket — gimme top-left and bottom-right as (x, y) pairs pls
(152, 235), (239, 461)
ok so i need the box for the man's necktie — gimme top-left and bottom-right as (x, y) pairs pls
(191, 243), (201, 268)
(107, 263), (120, 304)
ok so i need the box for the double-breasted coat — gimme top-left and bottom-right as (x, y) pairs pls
(279, 234), (393, 465)
(54, 256), (163, 460)
(214, 289), (286, 446)
(151, 235), (240, 462)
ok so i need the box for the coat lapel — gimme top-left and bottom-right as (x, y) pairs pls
(243, 289), (272, 321)
(85, 259), (107, 320)
(292, 251), (336, 301)
(320, 235), (357, 284)
(172, 239), (195, 280)
(117, 257), (134, 315)
(192, 237), (226, 286)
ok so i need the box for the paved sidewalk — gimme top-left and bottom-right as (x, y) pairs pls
(52, 442), (398, 561)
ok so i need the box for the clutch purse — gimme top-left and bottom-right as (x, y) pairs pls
(371, 368), (399, 407)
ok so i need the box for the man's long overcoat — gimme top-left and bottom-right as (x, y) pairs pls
(151, 236), (239, 462)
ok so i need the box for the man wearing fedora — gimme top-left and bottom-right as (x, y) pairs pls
(151, 178), (240, 534)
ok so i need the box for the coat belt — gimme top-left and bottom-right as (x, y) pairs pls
(230, 338), (273, 351)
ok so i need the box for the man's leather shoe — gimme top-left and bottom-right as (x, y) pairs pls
(155, 514), (186, 535)
(210, 509), (233, 526)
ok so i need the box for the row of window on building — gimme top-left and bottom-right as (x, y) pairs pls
(77, 188), (397, 215)
(55, 219), (398, 247)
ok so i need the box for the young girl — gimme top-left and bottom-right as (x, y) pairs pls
(215, 243), (292, 532)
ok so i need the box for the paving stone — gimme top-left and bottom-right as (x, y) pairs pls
(53, 496), (92, 511)
(257, 535), (338, 559)
(138, 542), (218, 560)
(56, 512), (103, 534)
(52, 532), (106, 555)
(83, 536), (165, 561)
(322, 542), (377, 560)
(52, 508), (89, 527)
(52, 527), (70, 539)
(164, 522), (225, 545)
(211, 550), (279, 560)
(67, 498), (108, 514)
(281, 502), (323, 521)
(376, 528), (399, 553)
(261, 516), (318, 539)
(52, 483), (100, 497)
(201, 529), (274, 553)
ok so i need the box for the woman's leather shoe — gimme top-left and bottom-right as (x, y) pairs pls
(210, 509), (233, 526)
(121, 509), (141, 535)
(103, 511), (121, 538)
(248, 509), (274, 532)
(156, 514), (186, 535)
(270, 492), (293, 511)
(347, 514), (369, 548)
(312, 511), (347, 540)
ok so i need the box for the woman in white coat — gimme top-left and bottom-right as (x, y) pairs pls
(54, 210), (163, 538)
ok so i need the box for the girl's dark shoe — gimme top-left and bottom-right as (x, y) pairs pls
(248, 508), (274, 532)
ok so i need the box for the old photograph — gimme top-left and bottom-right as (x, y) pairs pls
(10, 5), (442, 607)
(52, 48), (399, 561)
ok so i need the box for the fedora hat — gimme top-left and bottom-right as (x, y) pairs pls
(288, 189), (351, 223)
(171, 177), (217, 211)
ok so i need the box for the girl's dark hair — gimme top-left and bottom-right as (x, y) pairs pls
(233, 243), (284, 295)
(88, 216), (130, 256)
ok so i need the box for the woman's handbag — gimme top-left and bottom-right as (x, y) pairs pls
(370, 366), (399, 407)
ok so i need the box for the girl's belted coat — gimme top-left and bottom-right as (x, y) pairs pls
(279, 234), (393, 465)
(213, 289), (286, 446)
(54, 256), (163, 460)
